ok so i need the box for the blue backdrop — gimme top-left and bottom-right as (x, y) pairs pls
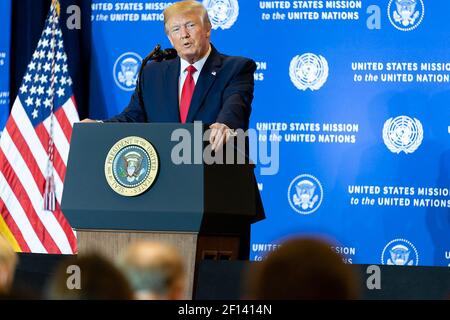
(89, 0), (450, 266)
(0, 0), (11, 134)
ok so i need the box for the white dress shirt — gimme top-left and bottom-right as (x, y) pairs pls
(178, 45), (212, 101)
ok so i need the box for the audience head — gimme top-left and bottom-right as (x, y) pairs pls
(247, 236), (360, 299)
(118, 240), (185, 300)
(0, 235), (18, 295)
(47, 253), (133, 300)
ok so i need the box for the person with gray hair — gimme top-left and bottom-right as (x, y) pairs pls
(118, 240), (186, 300)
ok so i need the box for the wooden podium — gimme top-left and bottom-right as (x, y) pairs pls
(61, 123), (264, 299)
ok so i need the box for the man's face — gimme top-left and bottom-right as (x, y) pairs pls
(167, 12), (211, 64)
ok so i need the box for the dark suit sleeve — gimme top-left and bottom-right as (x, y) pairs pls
(216, 59), (256, 130)
(103, 80), (148, 123)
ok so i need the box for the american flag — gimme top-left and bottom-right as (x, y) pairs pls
(0, 1), (78, 254)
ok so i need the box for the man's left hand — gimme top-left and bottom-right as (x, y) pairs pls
(209, 123), (235, 151)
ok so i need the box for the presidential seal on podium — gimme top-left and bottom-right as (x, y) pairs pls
(104, 136), (159, 196)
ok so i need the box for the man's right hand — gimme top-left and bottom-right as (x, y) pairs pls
(80, 118), (97, 123)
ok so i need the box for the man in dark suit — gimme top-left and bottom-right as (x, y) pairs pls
(82, 1), (264, 258)
(84, 0), (256, 151)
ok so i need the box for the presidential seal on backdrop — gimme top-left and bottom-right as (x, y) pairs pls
(381, 238), (419, 266)
(388, 0), (425, 32)
(289, 53), (329, 91)
(113, 52), (142, 92)
(287, 174), (323, 215)
(383, 115), (423, 154)
(203, 0), (239, 30)
(105, 136), (159, 196)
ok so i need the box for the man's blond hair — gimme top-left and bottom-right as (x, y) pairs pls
(163, 1), (212, 34)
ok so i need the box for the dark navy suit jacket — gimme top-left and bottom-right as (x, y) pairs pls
(106, 45), (256, 130)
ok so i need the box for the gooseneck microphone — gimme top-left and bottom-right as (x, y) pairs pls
(136, 44), (178, 116)
(151, 48), (178, 62)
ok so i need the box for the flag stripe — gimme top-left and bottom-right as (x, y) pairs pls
(5, 117), (74, 252)
(6, 118), (45, 193)
(0, 142), (59, 253)
(35, 124), (66, 194)
(55, 105), (72, 143)
(66, 96), (80, 125)
(0, 199), (27, 252)
(11, 102), (65, 204)
(43, 114), (69, 164)
(0, 171), (47, 253)
(53, 201), (77, 254)
(57, 98), (79, 141)
(0, 131), (70, 253)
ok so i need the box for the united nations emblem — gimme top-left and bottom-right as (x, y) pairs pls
(105, 136), (159, 196)
(113, 52), (142, 91)
(388, 0), (425, 32)
(288, 174), (323, 215)
(203, 0), (239, 30)
(289, 53), (329, 91)
(381, 239), (419, 266)
(383, 115), (423, 154)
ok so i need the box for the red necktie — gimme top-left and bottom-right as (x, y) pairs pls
(179, 65), (197, 123)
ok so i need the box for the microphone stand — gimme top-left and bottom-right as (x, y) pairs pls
(136, 44), (162, 119)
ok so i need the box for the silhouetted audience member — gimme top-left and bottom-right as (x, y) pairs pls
(118, 241), (185, 300)
(247, 237), (360, 299)
(0, 235), (18, 296)
(47, 253), (133, 300)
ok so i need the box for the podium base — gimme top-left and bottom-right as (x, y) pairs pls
(77, 229), (198, 299)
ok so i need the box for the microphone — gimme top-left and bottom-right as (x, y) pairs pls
(136, 45), (178, 116)
(151, 48), (178, 62)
